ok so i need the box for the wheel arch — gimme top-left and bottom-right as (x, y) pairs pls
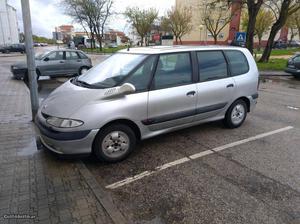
(233, 97), (250, 112)
(93, 119), (142, 144)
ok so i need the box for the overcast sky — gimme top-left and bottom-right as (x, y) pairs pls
(7, 0), (175, 38)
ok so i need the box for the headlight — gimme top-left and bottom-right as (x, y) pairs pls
(46, 117), (84, 128)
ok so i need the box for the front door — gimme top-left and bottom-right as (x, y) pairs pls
(40, 51), (65, 76)
(195, 51), (236, 121)
(146, 52), (198, 131)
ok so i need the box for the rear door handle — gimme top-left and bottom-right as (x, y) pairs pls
(59, 61), (64, 63)
(226, 84), (234, 88)
(186, 91), (196, 97)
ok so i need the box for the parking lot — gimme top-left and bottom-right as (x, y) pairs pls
(1, 52), (300, 224)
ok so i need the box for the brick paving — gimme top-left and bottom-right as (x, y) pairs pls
(0, 59), (113, 224)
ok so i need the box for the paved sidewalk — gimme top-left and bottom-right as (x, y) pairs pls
(259, 70), (291, 76)
(0, 64), (113, 223)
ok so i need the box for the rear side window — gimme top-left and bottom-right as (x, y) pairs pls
(153, 53), (192, 89)
(224, 50), (249, 76)
(78, 52), (88, 59)
(66, 51), (79, 60)
(197, 51), (228, 82)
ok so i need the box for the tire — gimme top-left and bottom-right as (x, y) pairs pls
(224, 99), (247, 129)
(79, 66), (89, 75)
(93, 124), (136, 162)
(36, 70), (40, 81)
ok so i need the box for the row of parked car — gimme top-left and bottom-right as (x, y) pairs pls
(0, 43), (26, 54)
(0, 42), (49, 53)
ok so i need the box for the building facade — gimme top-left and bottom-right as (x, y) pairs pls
(175, 0), (289, 45)
(0, 0), (19, 45)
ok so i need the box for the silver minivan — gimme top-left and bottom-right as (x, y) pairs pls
(35, 46), (259, 162)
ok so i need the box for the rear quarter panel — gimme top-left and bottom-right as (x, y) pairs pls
(231, 49), (259, 100)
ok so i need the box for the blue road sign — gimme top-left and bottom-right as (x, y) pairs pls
(235, 32), (246, 42)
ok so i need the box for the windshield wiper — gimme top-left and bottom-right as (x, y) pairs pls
(74, 77), (92, 87)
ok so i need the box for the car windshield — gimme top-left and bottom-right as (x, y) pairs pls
(35, 51), (50, 60)
(76, 53), (147, 88)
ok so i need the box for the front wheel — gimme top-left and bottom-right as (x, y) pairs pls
(224, 100), (247, 129)
(93, 124), (136, 162)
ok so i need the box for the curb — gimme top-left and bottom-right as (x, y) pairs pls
(76, 161), (128, 224)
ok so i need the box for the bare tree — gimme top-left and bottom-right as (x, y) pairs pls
(201, 1), (235, 44)
(242, 8), (274, 50)
(62, 0), (95, 48)
(90, 0), (113, 50)
(62, 0), (113, 50)
(259, 0), (300, 62)
(286, 8), (300, 45)
(226, 0), (264, 54)
(124, 7), (158, 46)
(161, 7), (192, 44)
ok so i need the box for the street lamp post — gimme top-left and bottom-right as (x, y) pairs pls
(199, 25), (204, 45)
(21, 0), (39, 119)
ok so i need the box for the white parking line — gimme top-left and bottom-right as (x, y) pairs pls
(105, 126), (294, 190)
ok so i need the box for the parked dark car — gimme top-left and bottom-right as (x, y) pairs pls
(288, 40), (300, 48)
(273, 40), (287, 49)
(285, 53), (300, 78)
(1, 43), (26, 53)
(11, 49), (92, 80)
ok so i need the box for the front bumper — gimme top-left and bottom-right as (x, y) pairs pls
(285, 67), (300, 76)
(248, 93), (258, 112)
(35, 114), (99, 155)
(11, 67), (27, 79)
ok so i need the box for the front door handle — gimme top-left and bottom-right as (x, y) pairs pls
(226, 84), (234, 88)
(59, 61), (64, 63)
(186, 91), (196, 97)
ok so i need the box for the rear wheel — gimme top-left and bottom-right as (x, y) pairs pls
(93, 124), (136, 162)
(224, 99), (247, 129)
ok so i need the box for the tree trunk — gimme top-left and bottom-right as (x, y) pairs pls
(175, 36), (178, 45)
(259, 0), (290, 62)
(213, 36), (217, 45)
(179, 37), (182, 45)
(246, 0), (263, 54)
(258, 36), (262, 51)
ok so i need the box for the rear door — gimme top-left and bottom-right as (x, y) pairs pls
(146, 52), (198, 131)
(194, 50), (236, 121)
(65, 51), (82, 75)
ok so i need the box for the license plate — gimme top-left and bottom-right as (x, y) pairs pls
(288, 65), (295, 68)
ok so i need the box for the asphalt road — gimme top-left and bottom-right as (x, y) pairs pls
(2, 52), (300, 224)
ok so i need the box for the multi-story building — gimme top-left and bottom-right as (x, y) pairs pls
(175, 0), (289, 46)
(0, 0), (19, 45)
(53, 25), (74, 43)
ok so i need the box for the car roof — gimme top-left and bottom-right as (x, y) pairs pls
(118, 45), (246, 54)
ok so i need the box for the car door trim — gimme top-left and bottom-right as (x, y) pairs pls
(142, 102), (227, 125)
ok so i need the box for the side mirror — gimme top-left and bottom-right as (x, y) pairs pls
(103, 83), (135, 99)
(119, 83), (136, 95)
(44, 57), (49, 62)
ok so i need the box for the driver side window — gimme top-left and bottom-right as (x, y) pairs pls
(124, 55), (156, 92)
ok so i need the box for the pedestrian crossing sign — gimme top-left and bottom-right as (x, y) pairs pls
(235, 32), (246, 42)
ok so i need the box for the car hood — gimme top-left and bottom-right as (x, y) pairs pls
(40, 80), (107, 118)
